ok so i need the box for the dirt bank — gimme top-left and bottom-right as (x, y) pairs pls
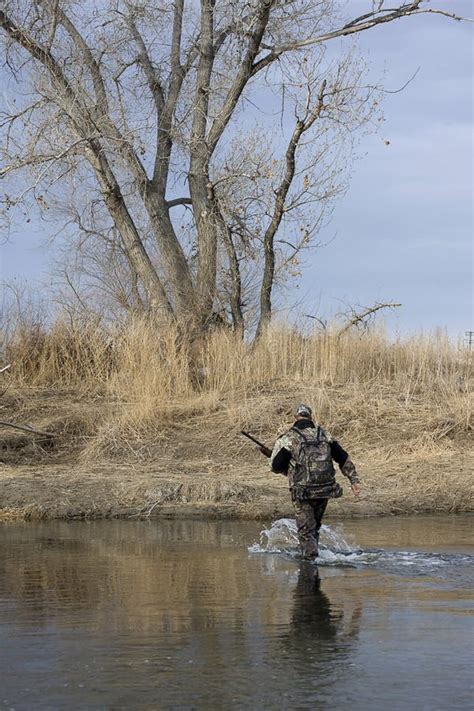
(0, 385), (472, 521)
(1, 444), (472, 521)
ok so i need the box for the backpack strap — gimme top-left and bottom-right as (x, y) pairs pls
(290, 425), (321, 442)
(290, 426), (306, 439)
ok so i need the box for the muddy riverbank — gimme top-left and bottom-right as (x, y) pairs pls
(1, 450), (472, 520)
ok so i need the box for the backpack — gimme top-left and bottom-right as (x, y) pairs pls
(290, 426), (335, 496)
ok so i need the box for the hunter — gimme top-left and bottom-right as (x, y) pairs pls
(270, 404), (361, 560)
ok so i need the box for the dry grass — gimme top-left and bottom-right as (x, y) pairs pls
(2, 316), (472, 466)
(1, 314), (472, 519)
(5, 319), (114, 390)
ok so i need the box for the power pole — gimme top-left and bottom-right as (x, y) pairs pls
(465, 331), (474, 350)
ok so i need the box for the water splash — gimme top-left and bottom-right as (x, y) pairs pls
(249, 518), (474, 576)
(248, 518), (298, 554)
(248, 518), (359, 563)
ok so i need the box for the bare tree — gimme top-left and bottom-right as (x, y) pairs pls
(0, 1), (468, 335)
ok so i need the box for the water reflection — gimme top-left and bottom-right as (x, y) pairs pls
(290, 563), (343, 635)
(0, 518), (472, 710)
(279, 562), (362, 689)
(0, 521), (299, 634)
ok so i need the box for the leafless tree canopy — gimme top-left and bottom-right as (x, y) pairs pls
(0, 1), (467, 335)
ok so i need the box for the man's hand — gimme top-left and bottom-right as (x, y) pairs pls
(351, 482), (361, 497)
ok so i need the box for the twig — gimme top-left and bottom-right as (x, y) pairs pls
(305, 314), (327, 330)
(145, 500), (161, 518)
(0, 420), (56, 437)
(0, 364), (11, 374)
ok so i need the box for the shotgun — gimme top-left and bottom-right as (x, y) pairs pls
(240, 430), (272, 458)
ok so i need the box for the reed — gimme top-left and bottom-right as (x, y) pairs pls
(4, 318), (114, 390)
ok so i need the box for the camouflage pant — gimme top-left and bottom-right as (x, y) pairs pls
(293, 498), (328, 559)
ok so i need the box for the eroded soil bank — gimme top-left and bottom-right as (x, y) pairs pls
(1, 454), (472, 521)
(1, 387), (472, 521)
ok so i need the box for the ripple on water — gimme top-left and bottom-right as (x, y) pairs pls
(249, 518), (474, 582)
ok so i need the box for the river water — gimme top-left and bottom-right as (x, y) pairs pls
(0, 515), (472, 710)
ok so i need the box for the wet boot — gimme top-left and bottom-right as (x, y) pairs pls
(300, 536), (318, 561)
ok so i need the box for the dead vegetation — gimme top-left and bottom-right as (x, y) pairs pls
(0, 317), (472, 519)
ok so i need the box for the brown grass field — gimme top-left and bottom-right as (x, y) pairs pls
(0, 318), (472, 520)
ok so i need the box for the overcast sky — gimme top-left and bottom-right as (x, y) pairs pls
(294, 0), (473, 338)
(1, 1), (472, 338)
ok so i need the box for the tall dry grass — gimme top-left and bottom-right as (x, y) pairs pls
(3, 315), (471, 458)
(4, 319), (114, 390)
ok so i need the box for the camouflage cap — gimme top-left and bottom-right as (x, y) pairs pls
(294, 404), (312, 418)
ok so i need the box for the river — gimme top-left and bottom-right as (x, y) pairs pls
(0, 515), (472, 710)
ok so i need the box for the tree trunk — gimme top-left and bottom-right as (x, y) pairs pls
(87, 143), (173, 317)
(144, 190), (196, 318)
(224, 229), (245, 337)
(189, 0), (218, 325)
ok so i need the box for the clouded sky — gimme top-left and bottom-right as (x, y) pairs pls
(294, 0), (473, 337)
(1, 1), (472, 337)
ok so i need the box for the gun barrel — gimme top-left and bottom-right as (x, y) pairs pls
(240, 430), (265, 448)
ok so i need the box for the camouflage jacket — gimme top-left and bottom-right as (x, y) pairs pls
(270, 420), (359, 499)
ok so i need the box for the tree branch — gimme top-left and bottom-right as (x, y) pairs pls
(337, 302), (402, 336)
(305, 315), (327, 331)
(0, 9), (80, 110)
(256, 80), (327, 337)
(0, 420), (56, 437)
(125, 12), (165, 114)
(126, 3), (165, 118)
(45, 0), (60, 48)
(40, 0), (109, 114)
(166, 196), (193, 208)
(0, 138), (90, 178)
(207, 0), (273, 156)
(153, 0), (186, 188)
(251, 2), (471, 76)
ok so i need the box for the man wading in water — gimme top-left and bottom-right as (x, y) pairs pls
(270, 405), (361, 560)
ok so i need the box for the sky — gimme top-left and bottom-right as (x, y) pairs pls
(1, 0), (473, 338)
(293, 0), (473, 338)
